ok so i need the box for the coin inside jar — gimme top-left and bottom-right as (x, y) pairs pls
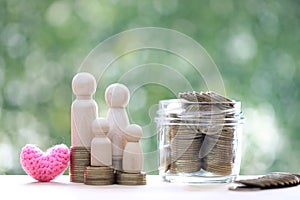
(158, 91), (243, 179)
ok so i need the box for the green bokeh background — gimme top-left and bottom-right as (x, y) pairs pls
(0, 0), (299, 175)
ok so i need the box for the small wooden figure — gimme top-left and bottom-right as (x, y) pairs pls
(91, 118), (112, 167)
(71, 72), (98, 147)
(123, 124), (143, 173)
(105, 83), (130, 170)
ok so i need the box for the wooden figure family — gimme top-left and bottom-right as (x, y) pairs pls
(71, 72), (144, 185)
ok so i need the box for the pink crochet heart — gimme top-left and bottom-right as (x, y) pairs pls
(20, 144), (70, 182)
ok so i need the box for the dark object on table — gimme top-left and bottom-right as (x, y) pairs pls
(230, 172), (300, 191)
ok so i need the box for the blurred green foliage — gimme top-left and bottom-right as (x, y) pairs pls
(0, 0), (300, 175)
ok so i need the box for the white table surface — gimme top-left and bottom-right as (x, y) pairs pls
(1, 175), (299, 200)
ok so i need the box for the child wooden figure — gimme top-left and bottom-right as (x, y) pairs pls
(91, 118), (112, 167)
(123, 124), (143, 173)
(71, 72), (98, 147)
(105, 83), (130, 170)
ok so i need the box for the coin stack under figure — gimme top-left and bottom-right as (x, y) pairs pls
(116, 124), (146, 185)
(70, 72), (146, 185)
(84, 118), (115, 185)
(70, 146), (91, 182)
(167, 91), (237, 176)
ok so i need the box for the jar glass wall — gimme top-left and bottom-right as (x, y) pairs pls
(156, 99), (244, 184)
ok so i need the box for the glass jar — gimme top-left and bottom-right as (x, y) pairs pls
(156, 99), (244, 184)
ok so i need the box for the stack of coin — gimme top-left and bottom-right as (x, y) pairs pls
(169, 124), (203, 173)
(69, 146), (91, 183)
(164, 91), (237, 176)
(232, 172), (300, 190)
(116, 171), (146, 185)
(178, 91), (234, 108)
(83, 166), (115, 185)
(200, 127), (236, 176)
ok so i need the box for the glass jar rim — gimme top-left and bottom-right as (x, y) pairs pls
(156, 98), (244, 126)
(155, 116), (244, 126)
(159, 98), (241, 105)
(158, 99), (242, 116)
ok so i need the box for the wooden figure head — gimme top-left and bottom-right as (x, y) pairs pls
(124, 124), (142, 142)
(72, 72), (96, 96)
(105, 83), (130, 108)
(92, 118), (110, 136)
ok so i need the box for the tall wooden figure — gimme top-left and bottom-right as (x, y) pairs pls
(71, 72), (98, 148)
(105, 83), (130, 171)
(123, 124), (143, 173)
(91, 118), (112, 167)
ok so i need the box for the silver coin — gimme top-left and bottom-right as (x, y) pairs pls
(83, 166), (115, 185)
(116, 171), (146, 185)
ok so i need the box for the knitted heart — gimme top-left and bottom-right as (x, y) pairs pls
(20, 144), (70, 182)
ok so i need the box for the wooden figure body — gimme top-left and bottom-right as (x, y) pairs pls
(105, 83), (130, 170)
(91, 118), (112, 167)
(123, 124), (143, 173)
(71, 72), (98, 147)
